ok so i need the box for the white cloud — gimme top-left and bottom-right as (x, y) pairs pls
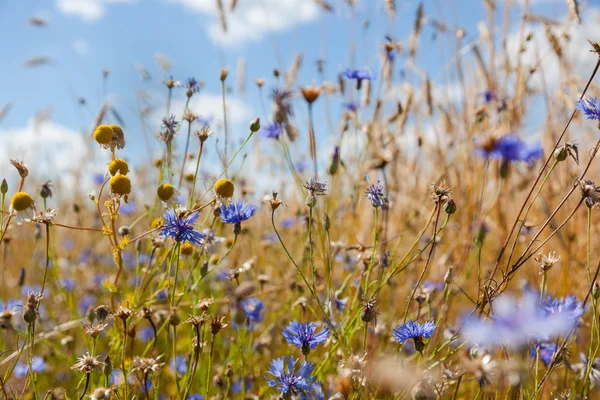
(56, 0), (319, 45)
(168, 0), (320, 45)
(0, 119), (100, 195)
(162, 92), (254, 127)
(56, 0), (135, 22)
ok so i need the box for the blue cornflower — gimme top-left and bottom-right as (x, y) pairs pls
(281, 217), (297, 228)
(344, 68), (377, 84)
(283, 321), (330, 355)
(393, 320), (436, 352)
(480, 90), (496, 103)
(300, 382), (343, 400)
(576, 97), (600, 120)
(188, 395), (204, 400)
(334, 296), (348, 312)
(159, 208), (204, 245)
(541, 295), (584, 323)
(139, 326), (155, 342)
(171, 355), (188, 374)
(530, 342), (557, 367)
(92, 173), (106, 185)
(220, 200), (256, 233)
(185, 77), (201, 96)
(343, 102), (359, 112)
(62, 278), (75, 291)
(462, 291), (577, 349)
(14, 356), (46, 378)
(241, 297), (264, 325)
(0, 299), (19, 313)
(119, 201), (137, 215)
(78, 295), (96, 316)
(295, 160), (310, 173)
(365, 180), (387, 208)
(422, 281), (445, 293)
(231, 377), (253, 394)
(265, 356), (316, 396)
(261, 122), (286, 139)
(475, 134), (543, 164)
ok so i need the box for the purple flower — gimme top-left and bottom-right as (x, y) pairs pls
(283, 321), (330, 355)
(62, 278), (75, 291)
(541, 295), (584, 323)
(220, 200), (256, 227)
(261, 122), (286, 139)
(480, 90), (496, 103)
(462, 291), (577, 349)
(343, 102), (359, 112)
(475, 135), (543, 164)
(343, 68), (377, 82)
(159, 209), (204, 245)
(365, 180), (387, 208)
(530, 342), (557, 367)
(184, 77), (201, 95)
(576, 97), (600, 121)
(15, 356), (46, 378)
(119, 202), (137, 215)
(265, 356), (315, 395)
(241, 297), (264, 325)
(295, 160), (310, 173)
(170, 355), (188, 374)
(393, 320), (436, 352)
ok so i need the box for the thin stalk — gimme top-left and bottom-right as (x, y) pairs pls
(205, 335), (216, 399)
(402, 203), (442, 322)
(178, 121), (193, 189)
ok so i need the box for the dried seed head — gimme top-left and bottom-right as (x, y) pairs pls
(210, 316), (228, 335)
(90, 387), (113, 400)
(10, 159), (28, 178)
(71, 352), (105, 374)
(115, 306), (132, 322)
(301, 85), (321, 104)
(95, 305), (111, 323)
(131, 355), (164, 374)
(194, 124), (213, 143)
(534, 252), (560, 273)
(40, 180), (53, 198)
(220, 67), (229, 81)
(82, 322), (108, 339)
(195, 297), (215, 311)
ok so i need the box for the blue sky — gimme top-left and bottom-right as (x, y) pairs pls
(0, 0), (594, 187)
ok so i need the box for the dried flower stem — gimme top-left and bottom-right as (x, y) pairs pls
(271, 209), (339, 341)
(179, 120), (193, 189)
(403, 203), (442, 322)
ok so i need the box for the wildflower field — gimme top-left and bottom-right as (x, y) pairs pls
(3, 0), (600, 399)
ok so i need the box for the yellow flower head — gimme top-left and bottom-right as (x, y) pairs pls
(110, 175), (131, 196)
(214, 178), (234, 199)
(151, 217), (163, 229)
(11, 191), (33, 212)
(109, 159), (129, 176)
(109, 124), (124, 138)
(94, 125), (113, 145)
(181, 242), (194, 256)
(157, 184), (175, 202)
